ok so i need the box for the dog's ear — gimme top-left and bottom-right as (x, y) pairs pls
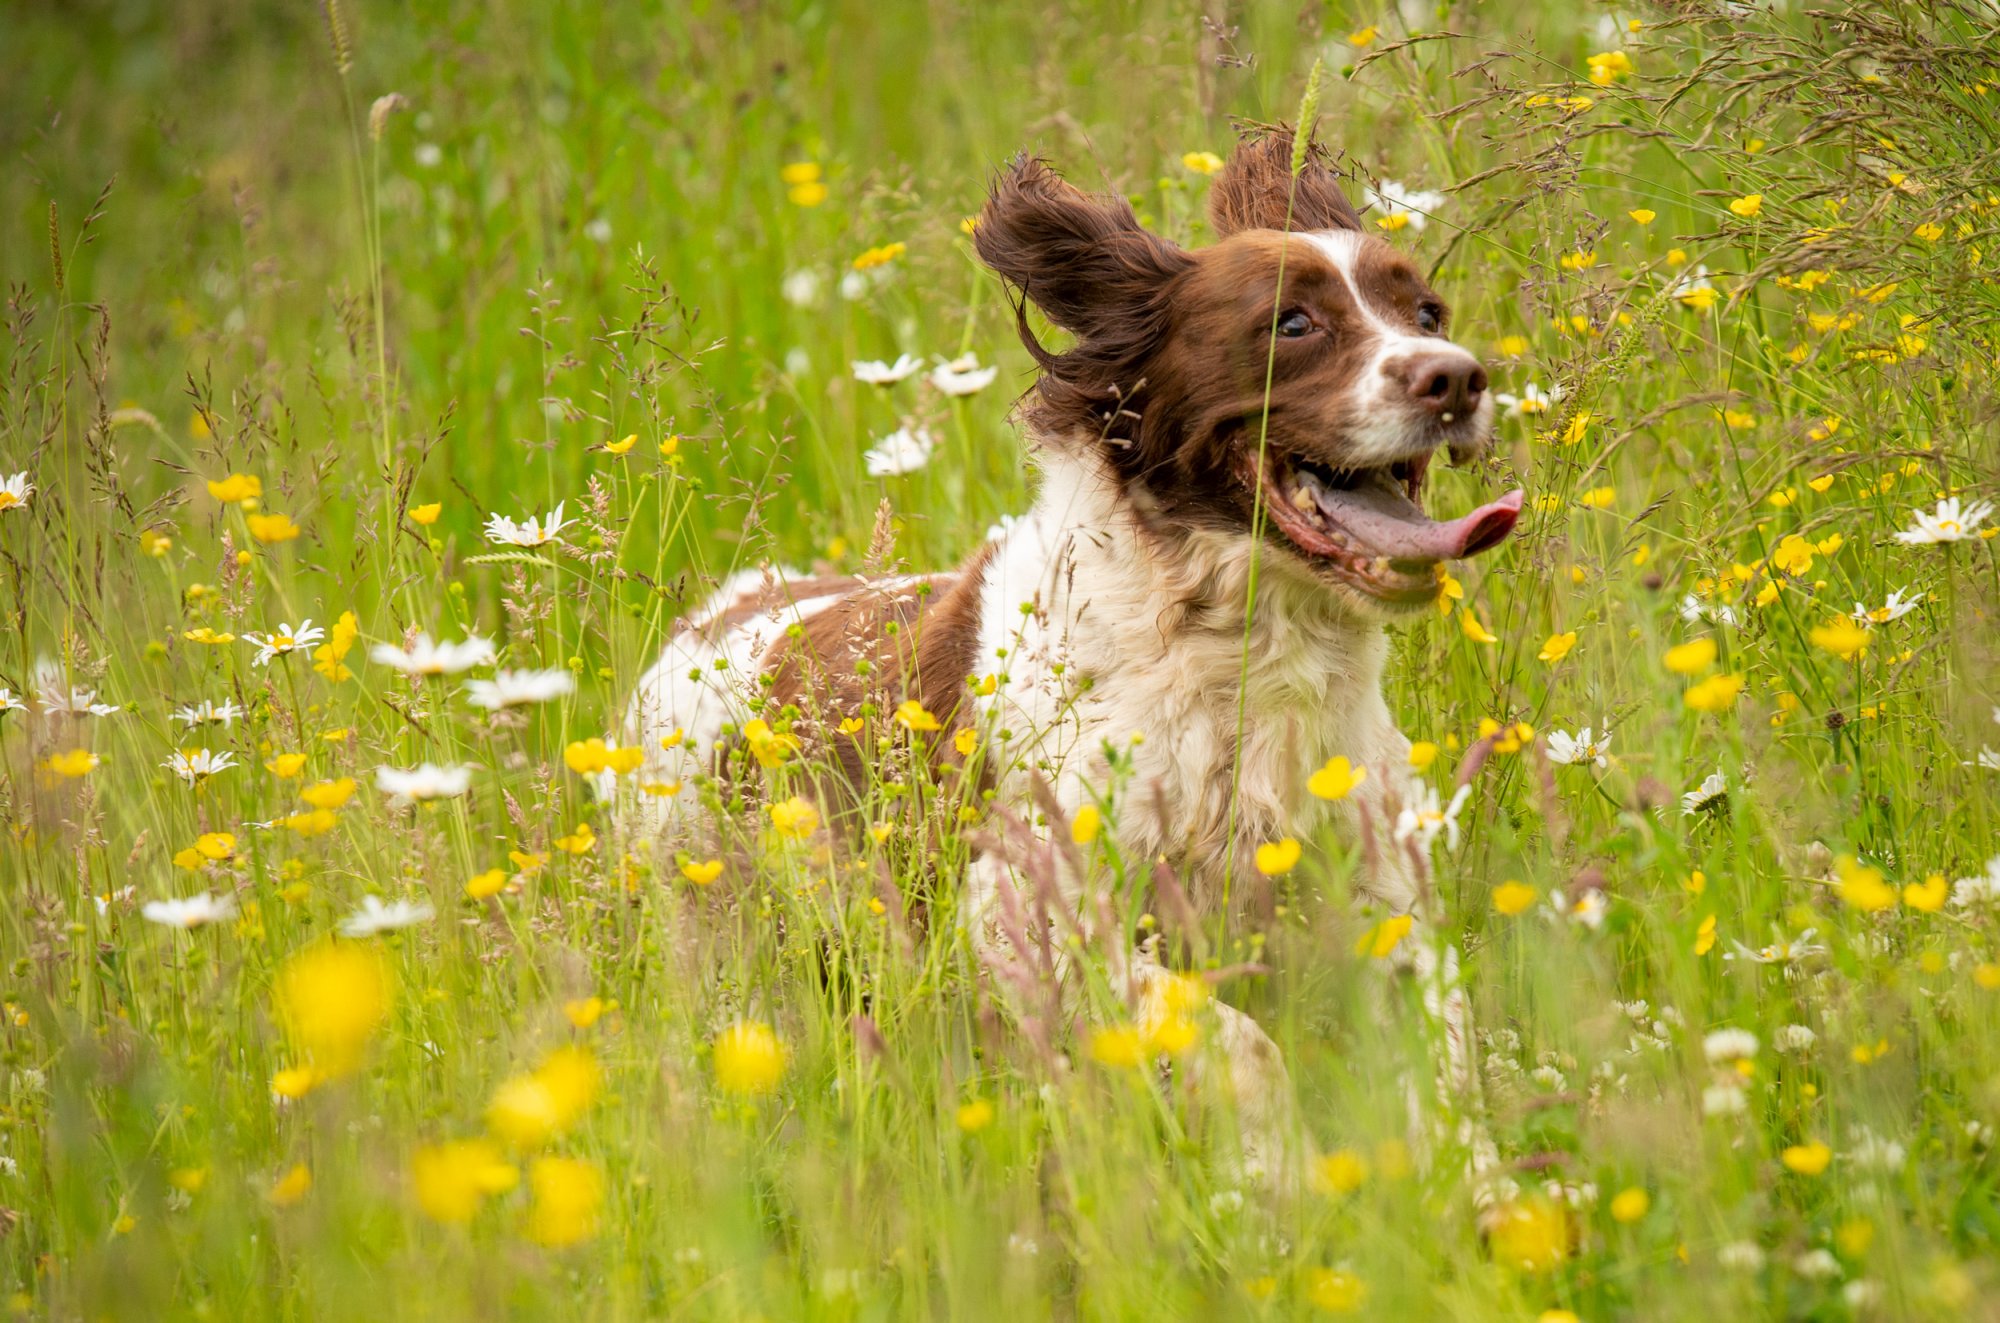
(1208, 128), (1362, 237)
(973, 155), (1193, 340)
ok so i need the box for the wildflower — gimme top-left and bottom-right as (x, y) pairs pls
(339, 895), (435, 938)
(244, 619), (326, 667)
(267, 1164), (312, 1208)
(1586, 49), (1635, 85)
(266, 752), (308, 778)
(1070, 803), (1101, 845)
(562, 738), (644, 776)
(312, 611), (360, 682)
(1363, 181), (1445, 232)
(206, 473), (261, 504)
(955, 1098), (995, 1132)
(1663, 638), (1717, 674)
(554, 823), (595, 855)
(1393, 784), (1471, 852)
(1307, 755), (1366, 801)
(1809, 617), (1870, 661)
(852, 241), (905, 271)
(929, 354), (997, 397)
(1460, 610), (1497, 644)
(526, 1157), (603, 1247)
(1727, 193), (1764, 218)
(300, 778), (357, 810)
(0, 689), (22, 716)
(1407, 741), (1438, 772)
(1181, 150), (1223, 174)
(863, 425), (935, 477)
(273, 940), (390, 1078)
(282, 809), (338, 837)
(894, 700), (942, 733)
(1494, 381), (1562, 416)
(768, 796), (819, 840)
(1723, 928), (1825, 966)
(483, 502), (572, 548)
(1893, 496), (1993, 544)
(1852, 589), (1921, 624)
(783, 162), (827, 207)
(487, 1046), (601, 1146)
(1254, 838), (1301, 876)
(1683, 674), (1744, 713)
(246, 513), (301, 545)
(141, 893), (238, 929)
(46, 748), (99, 778)
(1492, 880), (1537, 916)
(375, 762), (474, 804)
(0, 471), (33, 512)
(1628, 208), (1656, 224)
(1546, 727), (1610, 769)
(38, 678), (120, 717)
(953, 727), (978, 757)
(171, 699), (242, 728)
(1718, 1242), (1766, 1271)
(713, 1021), (786, 1095)
(465, 869), (507, 899)
(164, 748), (239, 786)
(411, 1139), (518, 1224)
(173, 832), (237, 868)
(408, 502), (441, 525)
(1847, 1129), (1906, 1172)
(1610, 1188), (1650, 1222)
(851, 354), (923, 385)
(1671, 265), (1719, 311)
(1089, 1024), (1145, 1068)
(1550, 887), (1608, 929)
(1487, 1198), (1569, 1272)
(1951, 857), (2000, 909)
(369, 634), (496, 676)
(1837, 855), (1896, 912)
(1537, 631), (1577, 663)
(1703, 1028), (1758, 1064)
(1679, 593), (1739, 627)
(1781, 1141), (1832, 1175)
(1681, 771), (1728, 815)
(1773, 1024), (1817, 1053)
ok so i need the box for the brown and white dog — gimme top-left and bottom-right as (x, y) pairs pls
(619, 129), (1521, 1182)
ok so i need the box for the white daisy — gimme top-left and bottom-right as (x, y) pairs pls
(864, 425), (936, 478)
(1547, 887), (1608, 929)
(1393, 783), (1472, 853)
(244, 620), (326, 667)
(464, 668), (575, 709)
(141, 892), (237, 929)
(369, 634), (496, 677)
(484, 502), (572, 548)
(851, 354), (923, 386)
(1493, 381), (1563, 417)
(163, 748), (239, 785)
(0, 471), (32, 513)
(1702, 1028), (1759, 1064)
(376, 762), (474, 804)
(1668, 264), (1714, 302)
(1723, 928), (1825, 966)
(1681, 770), (1728, 815)
(1851, 588), (1921, 624)
(1950, 856), (2000, 909)
(339, 894), (436, 938)
(39, 687), (119, 718)
(929, 354), (998, 397)
(93, 886), (136, 916)
(1546, 726), (1611, 768)
(1966, 747), (2000, 772)
(1362, 181), (1446, 232)
(172, 699), (243, 728)
(0, 689), (22, 714)
(1893, 496), (1993, 545)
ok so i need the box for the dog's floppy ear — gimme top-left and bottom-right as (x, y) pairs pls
(1208, 127), (1362, 237)
(973, 154), (1193, 342)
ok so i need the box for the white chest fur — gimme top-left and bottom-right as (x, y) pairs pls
(973, 448), (1421, 916)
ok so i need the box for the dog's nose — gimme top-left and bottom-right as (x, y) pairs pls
(1404, 353), (1486, 419)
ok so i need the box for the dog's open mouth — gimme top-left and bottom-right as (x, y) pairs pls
(1245, 450), (1524, 605)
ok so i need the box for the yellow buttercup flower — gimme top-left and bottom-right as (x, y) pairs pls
(713, 1021), (786, 1095)
(1492, 881), (1537, 916)
(45, 748), (99, 778)
(526, 1157), (603, 1247)
(266, 753), (308, 778)
(1538, 631), (1577, 664)
(1683, 673), (1745, 713)
(1903, 873), (1947, 912)
(486, 1045), (601, 1147)
(1663, 638), (1717, 675)
(465, 868), (507, 900)
(602, 434), (636, 455)
(267, 1164), (312, 1208)
(768, 796), (819, 841)
(1460, 610), (1497, 644)
(273, 941), (391, 1079)
(299, 777), (357, 810)
(411, 1139), (518, 1224)
(1355, 913), (1414, 960)
(1070, 803), (1101, 845)
(1836, 855), (1895, 912)
(1628, 208), (1656, 224)
(207, 473), (262, 504)
(246, 513), (301, 544)
(1610, 1187), (1650, 1222)
(1727, 193), (1764, 218)
(1781, 1140), (1832, 1175)
(1181, 151), (1223, 175)
(408, 502), (442, 526)
(894, 700), (941, 733)
(680, 858), (723, 886)
(1254, 838), (1301, 876)
(1308, 756), (1367, 801)
(1809, 616), (1869, 661)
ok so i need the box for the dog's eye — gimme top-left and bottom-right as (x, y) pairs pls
(1276, 310), (1315, 338)
(1416, 304), (1444, 334)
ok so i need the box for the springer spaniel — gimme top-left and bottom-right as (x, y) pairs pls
(619, 128), (1520, 1185)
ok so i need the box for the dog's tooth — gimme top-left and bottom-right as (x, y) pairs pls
(1371, 557), (1390, 575)
(1291, 483), (1317, 513)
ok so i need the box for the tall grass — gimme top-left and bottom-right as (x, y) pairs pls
(1, 0), (1997, 1317)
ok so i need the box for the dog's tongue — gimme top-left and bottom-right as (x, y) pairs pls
(1315, 481), (1524, 561)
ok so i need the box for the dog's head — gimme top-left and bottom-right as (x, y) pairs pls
(973, 129), (1521, 615)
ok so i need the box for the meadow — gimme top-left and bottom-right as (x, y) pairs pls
(2, 0), (1999, 1317)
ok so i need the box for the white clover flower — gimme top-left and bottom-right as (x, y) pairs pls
(837, 270), (870, 301)
(1546, 726), (1611, 768)
(851, 354), (923, 386)
(1950, 856), (2000, 909)
(0, 471), (33, 513)
(1851, 588), (1921, 624)
(484, 502), (572, 548)
(376, 762), (474, 804)
(1362, 181), (1446, 232)
(164, 748), (239, 785)
(1846, 1128), (1906, 1173)
(1841, 1280), (1882, 1309)
(864, 425), (936, 478)
(1393, 783), (1471, 853)
(141, 892), (238, 929)
(244, 620), (326, 667)
(1681, 770), (1728, 816)
(464, 668), (575, 709)
(582, 217), (612, 245)
(1702, 1028), (1759, 1064)
(1893, 496), (1993, 545)
(172, 699), (243, 728)
(781, 268), (823, 309)
(339, 894), (436, 938)
(1493, 380), (1562, 417)
(929, 354), (998, 397)
(1792, 1249), (1841, 1280)
(1702, 1082), (1748, 1116)
(1773, 1024), (1817, 1054)
(369, 633), (496, 677)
